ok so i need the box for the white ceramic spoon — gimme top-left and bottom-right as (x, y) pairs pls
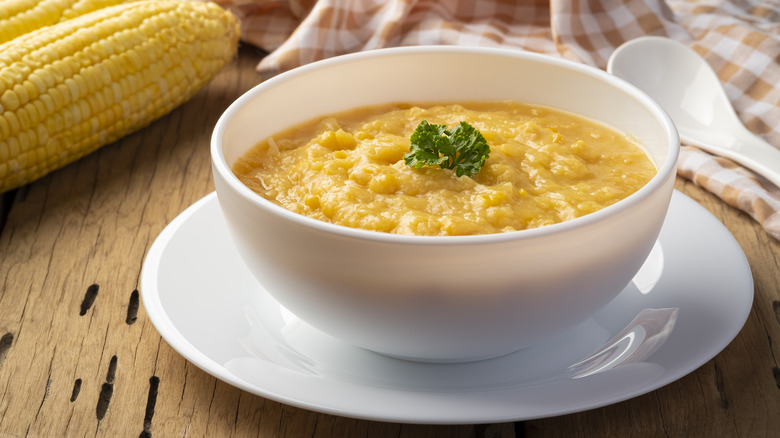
(607, 35), (780, 188)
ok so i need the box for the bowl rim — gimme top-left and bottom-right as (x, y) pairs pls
(211, 45), (679, 245)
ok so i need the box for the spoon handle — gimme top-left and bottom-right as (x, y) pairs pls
(684, 129), (780, 189)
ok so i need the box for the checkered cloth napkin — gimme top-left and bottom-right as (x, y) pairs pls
(207, 0), (780, 239)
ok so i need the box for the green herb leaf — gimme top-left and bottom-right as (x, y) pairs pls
(404, 120), (490, 177)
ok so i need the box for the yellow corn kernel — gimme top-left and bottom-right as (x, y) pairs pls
(370, 141), (408, 164)
(304, 195), (320, 210)
(0, 141), (9, 162)
(3, 111), (19, 134)
(323, 159), (349, 176)
(1, 89), (20, 112)
(354, 131), (374, 141)
(479, 189), (508, 207)
(316, 129), (358, 150)
(369, 174), (400, 194)
(0, 1), (240, 192)
(316, 131), (338, 150)
(334, 129), (357, 149)
(0, 117), (9, 138)
(517, 188), (529, 197)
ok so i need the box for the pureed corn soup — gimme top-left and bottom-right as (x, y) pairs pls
(232, 101), (657, 236)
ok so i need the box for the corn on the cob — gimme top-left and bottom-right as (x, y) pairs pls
(0, 1), (240, 193)
(0, 0), (138, 45)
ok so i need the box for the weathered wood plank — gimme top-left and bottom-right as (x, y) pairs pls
(1, 45), (778, 438)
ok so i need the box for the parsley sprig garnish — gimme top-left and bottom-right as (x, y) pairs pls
(403, 120), (490, 177)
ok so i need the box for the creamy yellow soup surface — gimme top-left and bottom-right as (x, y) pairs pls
(233, 101), (657, 236)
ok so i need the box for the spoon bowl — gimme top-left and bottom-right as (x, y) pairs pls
(608, 36), (780, 188)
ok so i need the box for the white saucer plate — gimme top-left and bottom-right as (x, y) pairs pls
(140, 191), (753, 424)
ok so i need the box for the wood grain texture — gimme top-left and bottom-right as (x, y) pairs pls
(1, 46), (779, 437)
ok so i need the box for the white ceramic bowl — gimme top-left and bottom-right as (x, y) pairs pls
(211, 46), (679, 362)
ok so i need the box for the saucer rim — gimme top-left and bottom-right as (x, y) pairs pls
(140, 190), (753, 424)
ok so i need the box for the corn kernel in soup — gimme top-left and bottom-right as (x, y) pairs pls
(232, 101), (657, 236)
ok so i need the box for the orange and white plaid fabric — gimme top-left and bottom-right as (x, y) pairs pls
(207, 0), (780, 239)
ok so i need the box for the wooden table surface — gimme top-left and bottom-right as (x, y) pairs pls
(1, 45), (779, 438)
